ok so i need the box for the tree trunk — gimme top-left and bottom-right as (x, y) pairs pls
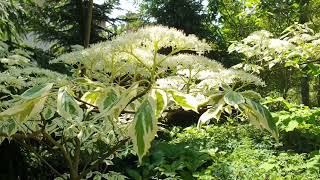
(84, 0), (93, 48)
(299, 0), (310, 106)
(317, 76), (320, 106)
(75, 0), (85, 45)
(301, 74), (310, 105)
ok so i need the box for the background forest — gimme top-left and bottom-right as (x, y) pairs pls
(0, 0), (320, 179)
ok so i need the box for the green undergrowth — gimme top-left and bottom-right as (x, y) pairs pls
(120, 124), (320, 180)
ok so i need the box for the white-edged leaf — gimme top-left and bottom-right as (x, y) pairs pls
(21, 83), (53, 99)
(151, 89), (167, 118)
(41, 106), (56, 120)
(224, 105), (232, 115)
(96, 87), (120, 111)
(240, 90), (262, 100)
(57, 87), (83, 121)
(0, 97), (47, 122)
(81, 89), (102, 111)
(224, 91), (245, 106)
(169, 90), (199, 112)
(0, 120), (18, 137)
(128, 96), (157, 162)
(208, 93), (224, 105)
(94, 83), (139, 120)
(242, 98), (279, 141)
(197, 98), (225, 128)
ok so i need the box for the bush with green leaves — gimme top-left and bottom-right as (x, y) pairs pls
(124, 124), (320, 180)
(264, 97), (320, 132)
(0, 26), (277, 179)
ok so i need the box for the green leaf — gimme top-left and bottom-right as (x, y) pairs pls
(224, 105), (232, 115)
(242, 98), (279, 141)
(57, 87), (83, 121)
(0, 119), (17, 137)
(224, 91), (245, 107)
(94, 83), (138, 120)
(128, 96), (157, 163)
(285, 120), (299, 132)
(41, 106), (56, 120)
(96, 87), (120, 111)
(169, 90), (199, 112)
(81, 89), (103, 111)
(208, 93), (224, 105)
(240, 90), (262, 100)
(197, 98), (225, 128)
(152, 89), (167, 118)
(21, 83), (53, 99)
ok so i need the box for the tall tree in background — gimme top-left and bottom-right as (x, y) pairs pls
(141, 0), (210, 38)
(28, 0), (119, 51)
(0, 0), (28, 43)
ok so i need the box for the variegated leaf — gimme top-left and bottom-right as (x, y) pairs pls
(197, 98), (225, 128)
(81, 89), (102, 111)
(128, 96), (157, 162)
(0, 97), (47, 122)
(224, 91), (245, 107)
(242, 98), (279, 141)
(151, 89), (167, 118)
(169, 90), (199, 112)
(21, 83), (53, 99)
(96, 87), (120, 111)
(94, 83), (139, 120)
(57, 87), (83, 121)
(41, 106), (56, 120)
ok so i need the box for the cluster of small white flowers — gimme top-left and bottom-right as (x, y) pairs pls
(0, 54), (30, 66)
(161, 54), (224, 72)
(195, 69), (265, 93)
(243, 30), (273, 44)
(52, 26), (211, 80)
(138, 26), (211, 53)
(156, 76), (186, 90)
(50, 26), (266, 96)
(222, 69), (264, 86)
(268, 39), (291, 50)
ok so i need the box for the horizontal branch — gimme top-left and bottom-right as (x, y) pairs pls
(0, 131), (42, 141)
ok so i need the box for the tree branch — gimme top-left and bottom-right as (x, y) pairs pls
(0, 131), (42, 141)
(42, 130), (74, 172)
(79, 138), (130, 178)
(14, 139), (65, 179)
(74, 96), (98, 109)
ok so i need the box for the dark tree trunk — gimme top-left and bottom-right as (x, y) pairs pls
(317, 76), (320, 106)
(84, 0), (93, 48)
(299, 0), (310, 106)
(301, 75), (310, 105)
(75, 0), (85, 45)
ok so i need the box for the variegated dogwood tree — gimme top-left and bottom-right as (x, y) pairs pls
(0, 26), (278, 180)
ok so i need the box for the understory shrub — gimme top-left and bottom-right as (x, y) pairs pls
(123, 124), (320, 180)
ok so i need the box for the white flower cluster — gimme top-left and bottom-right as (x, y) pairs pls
(52, 25), (264, 95)
(157, 54), (265, 94)
(229, 24), (320, 73)
(52, 26), (211, 80)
